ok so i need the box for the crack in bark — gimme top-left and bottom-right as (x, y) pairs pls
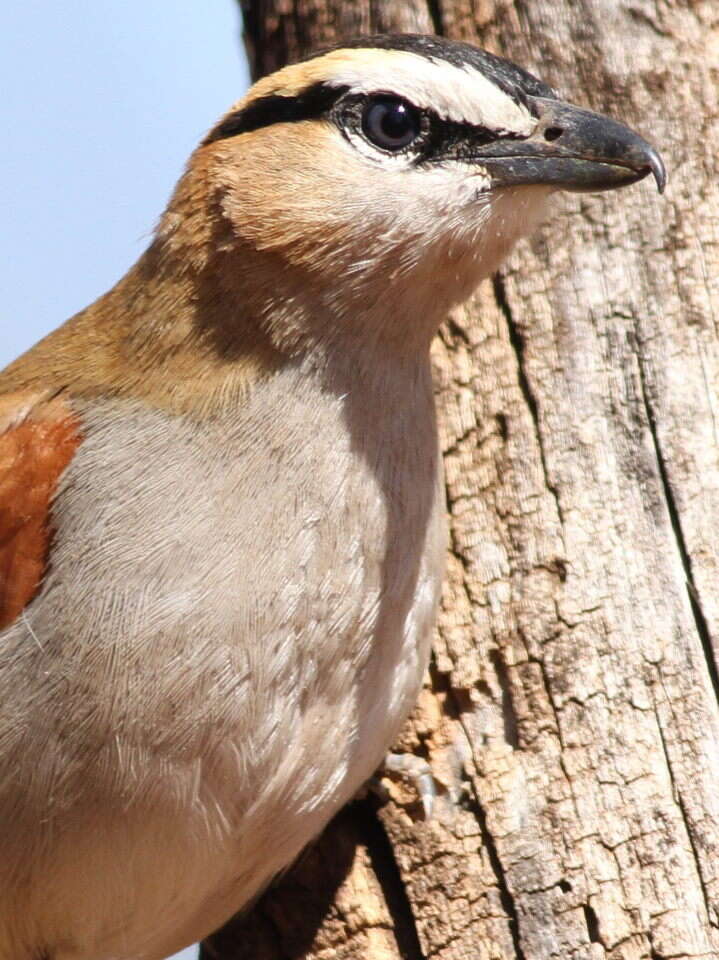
(457, 768), (527, 960)
(443, 667), (528, 960)
(433, 642), (529, 954)
(635, 350), (719, 705)
(358, 799), (427, 960)
(582, 902), (601, 944)
(493, 273), (566, 527)
(534, 655), (564, 747)
(425, 0), (445, 35)
(443, 315), (471, 347)
(489, 648), (520, 749)
(654, 704), (717, 928)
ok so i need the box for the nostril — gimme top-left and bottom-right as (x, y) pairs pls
(544, 126), (563, 142)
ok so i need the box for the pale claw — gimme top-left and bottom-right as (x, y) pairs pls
(382, 752), (436, 820)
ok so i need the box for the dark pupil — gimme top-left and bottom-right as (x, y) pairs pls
(362, 98), (419, 150)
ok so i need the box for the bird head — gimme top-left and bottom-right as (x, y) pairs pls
(0, 36), (667, 423)
(160, 34), (666, 354)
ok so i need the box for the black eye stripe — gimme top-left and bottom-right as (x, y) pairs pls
(203, 82), (348, 144)
(421, 113), (525, 161)
(332, 91), (524, 161)
(203, 81), (527, 160)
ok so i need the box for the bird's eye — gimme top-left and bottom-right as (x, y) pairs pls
(361, 97), (422, 151)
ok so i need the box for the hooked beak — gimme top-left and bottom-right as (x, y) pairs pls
(474, 95), (666, 194)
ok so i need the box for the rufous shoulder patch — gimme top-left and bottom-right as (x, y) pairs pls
(0, 393), (82, 630)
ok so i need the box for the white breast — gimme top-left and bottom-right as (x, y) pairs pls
(0, 355), (446, 960)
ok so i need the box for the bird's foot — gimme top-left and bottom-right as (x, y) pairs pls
(371, 752), (437, 820)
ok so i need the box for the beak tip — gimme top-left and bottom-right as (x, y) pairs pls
(647, 146), (667, 194)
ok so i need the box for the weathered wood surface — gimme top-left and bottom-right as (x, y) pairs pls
(204, 2), (719, 957)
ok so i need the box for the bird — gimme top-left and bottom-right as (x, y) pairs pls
(0, 33), (665, 960)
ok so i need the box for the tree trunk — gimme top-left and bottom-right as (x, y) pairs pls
(203, 2), (719, 957)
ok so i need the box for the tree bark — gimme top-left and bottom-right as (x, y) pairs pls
(204, 2), (719, 957)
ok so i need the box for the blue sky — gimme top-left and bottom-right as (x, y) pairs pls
(1, 1), (250, 368)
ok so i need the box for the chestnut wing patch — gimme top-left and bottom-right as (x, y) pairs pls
(0, 395), (82, 630)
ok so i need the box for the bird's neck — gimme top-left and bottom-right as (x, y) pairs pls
(0, 225), (445, 419)
(0, 236), (270, 417)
